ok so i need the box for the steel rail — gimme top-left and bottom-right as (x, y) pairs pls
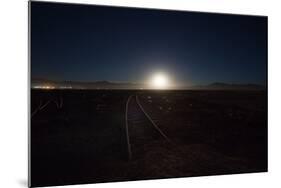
(135, 95), (172, 143)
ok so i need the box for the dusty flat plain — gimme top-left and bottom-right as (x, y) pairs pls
(31, 89), (267, 187)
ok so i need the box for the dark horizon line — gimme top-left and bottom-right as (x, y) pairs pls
(31, 78), (266, 87)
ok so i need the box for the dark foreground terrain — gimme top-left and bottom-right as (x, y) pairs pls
(31, 89), (267, 187)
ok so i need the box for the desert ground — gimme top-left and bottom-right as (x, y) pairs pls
(31, 89), (267, 187)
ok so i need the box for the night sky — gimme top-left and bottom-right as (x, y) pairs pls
(31, 1), (267, 86)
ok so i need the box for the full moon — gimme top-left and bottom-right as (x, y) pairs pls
(150, 73), (169, 89)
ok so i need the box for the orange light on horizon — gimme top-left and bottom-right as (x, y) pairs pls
(33, 85), (55, 89)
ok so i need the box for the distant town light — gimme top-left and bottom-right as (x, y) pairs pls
(33, 85), (55, 89)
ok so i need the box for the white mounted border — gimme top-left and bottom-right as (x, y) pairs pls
(32, 0), (269, 17)
(1, 0), (281, 188)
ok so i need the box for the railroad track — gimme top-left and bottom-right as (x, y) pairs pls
(31, 95), (63, 118)
(125, 95), (171, 160)
(31, 100), (51, 118)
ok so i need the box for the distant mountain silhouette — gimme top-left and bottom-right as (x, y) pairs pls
(190, 82), (266, 90)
